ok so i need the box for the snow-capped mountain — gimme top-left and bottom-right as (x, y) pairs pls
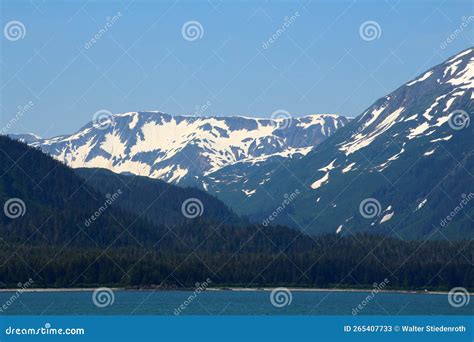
(8, 133), (42, 144)
(17, 113), (348, 184)
(236, 47), (474, 239)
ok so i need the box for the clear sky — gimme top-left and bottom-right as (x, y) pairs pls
(1, 0), (473, 137)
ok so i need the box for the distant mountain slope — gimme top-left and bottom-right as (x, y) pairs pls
(199, 154), (292, 214)
(0, 135), (306, 252)
(15, 113), (348, 186)
(75, 167), (241, 227)
(7, 133), (42, 144)
(0, 135), (164, 247)
(1, 111), (472, 291)
(237, 47), (474, 240)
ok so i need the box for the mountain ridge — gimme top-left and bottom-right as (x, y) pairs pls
(4, 135), (471, 290)
(11, 113), (348, 186)
(234, 47), (474, 239)
(7, 47), (474, 240)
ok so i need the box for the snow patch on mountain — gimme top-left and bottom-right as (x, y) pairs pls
(342, 162), (356, 173)
(311, 172), (329, 189)
(380, 212), (394, 223)
(423, 148), (436, 156)
(406, 70), (433, 86)
(430, 135), (452, 142)
(242, 188), (257, 197)
(23, 112), (348, 185)
(319, 159), (337, 172)
(339, 107), (405, 155)
(415, 199), (428, 211)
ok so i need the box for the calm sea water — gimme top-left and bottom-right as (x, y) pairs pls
(0, 290), (472, 315)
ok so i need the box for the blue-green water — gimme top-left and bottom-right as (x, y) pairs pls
(0, 290), (472, 315)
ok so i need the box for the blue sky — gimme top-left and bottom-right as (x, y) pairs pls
(1, 0), (473, 136)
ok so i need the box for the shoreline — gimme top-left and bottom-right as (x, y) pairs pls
(0, 287), (467, 295)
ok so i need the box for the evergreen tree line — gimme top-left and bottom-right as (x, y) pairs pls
(0, 136), (472, 290)
(1, 233), (472, 290)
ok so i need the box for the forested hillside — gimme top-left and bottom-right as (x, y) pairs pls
(0, 136), (472, 290)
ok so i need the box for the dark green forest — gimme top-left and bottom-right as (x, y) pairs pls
(0, 136), (472, 290)
(1, 234), (472, 290)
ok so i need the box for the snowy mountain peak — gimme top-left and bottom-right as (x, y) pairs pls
(8, 133), (42, 144)
(230, 47), (473, 239)
(340, 47), (473, 157)
(21, 112), (349, 184)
